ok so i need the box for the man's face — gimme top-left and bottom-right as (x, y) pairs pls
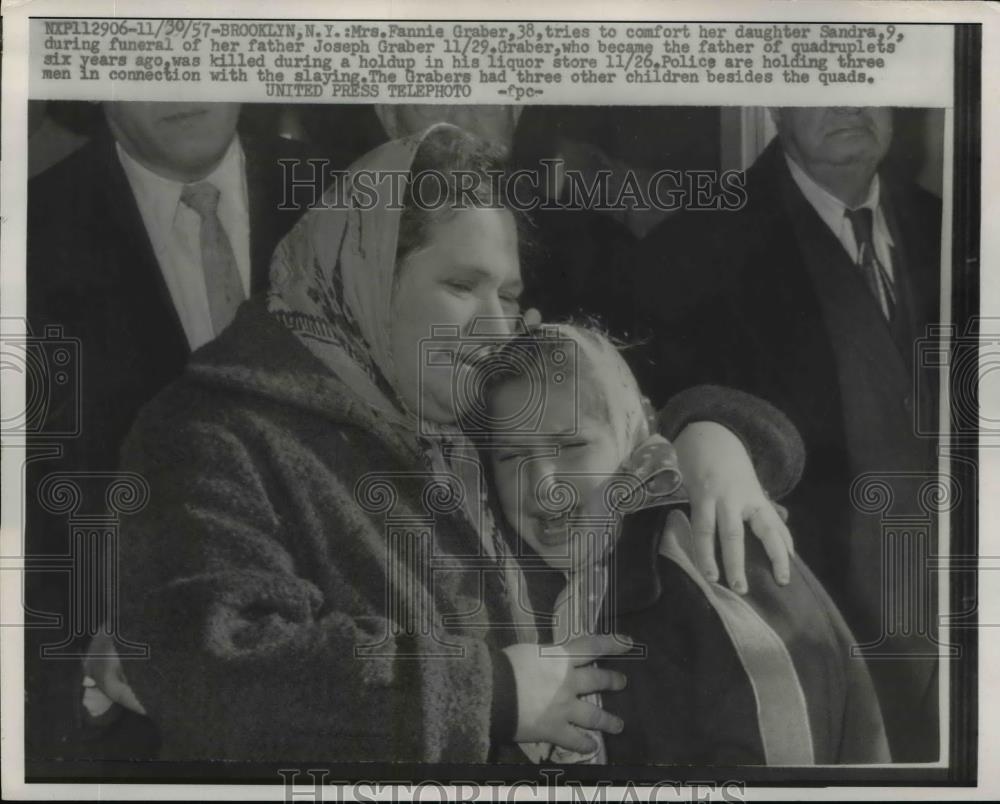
(773, 107), (893, 172)
(103, 102), (241, 182)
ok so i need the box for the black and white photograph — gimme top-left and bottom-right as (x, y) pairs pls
(0, 2), (992, 800)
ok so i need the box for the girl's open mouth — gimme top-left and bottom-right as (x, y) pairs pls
(537, 514), (570, 546)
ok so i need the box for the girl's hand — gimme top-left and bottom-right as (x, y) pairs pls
(503, 635), (630, 753)
(673, 421), (795, 593)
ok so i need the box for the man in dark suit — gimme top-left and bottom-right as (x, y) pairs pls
(27, 102), (323, 470)
(627, 107), (942, 762)
(25, 102), (330, 761)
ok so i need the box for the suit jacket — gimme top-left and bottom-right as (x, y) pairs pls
(626, 139), (942, 761)
(27, 128), (325, 478)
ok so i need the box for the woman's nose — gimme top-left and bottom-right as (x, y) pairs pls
(471, 294), (514, 336)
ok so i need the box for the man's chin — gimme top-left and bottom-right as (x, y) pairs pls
(821, 132), (884, 164)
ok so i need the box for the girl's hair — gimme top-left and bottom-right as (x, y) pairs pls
(483, 321), (656, 459)
(395, 125), (539, 272)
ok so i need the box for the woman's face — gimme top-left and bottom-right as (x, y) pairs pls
(488, 377), (621, 570)
(389, 207), (523, 422)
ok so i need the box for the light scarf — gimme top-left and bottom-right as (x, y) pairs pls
(267, 124), (538, 645)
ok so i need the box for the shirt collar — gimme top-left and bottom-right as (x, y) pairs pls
(115, 136), (245, 232)
(783, 151), (894, 248)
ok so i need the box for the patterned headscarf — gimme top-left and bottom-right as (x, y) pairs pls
(268, 124), (538, 645)
(268, 129), (422, 420)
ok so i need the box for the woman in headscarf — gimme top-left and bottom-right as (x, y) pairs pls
(115, 124), (800, 762)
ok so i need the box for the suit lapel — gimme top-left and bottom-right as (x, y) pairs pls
(879, 177), (940, 337)
(242, 134), (286, 295)
(97, 133), (190, 357)
(725, 146), (845, 425)
(879, 176), (943, 430)
(777, 159), (912, 389)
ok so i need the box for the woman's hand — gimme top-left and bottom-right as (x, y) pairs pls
(503, 634), (630, 753)
(673, 421), (794, 593)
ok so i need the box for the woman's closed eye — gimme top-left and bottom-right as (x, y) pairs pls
(442, 278), (476, 294)
(498, 291), (520, 314)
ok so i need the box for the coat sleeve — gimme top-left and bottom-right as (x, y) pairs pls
(790, 554), (893, 764)
(657, 384), (806, 501)
(742, 540), (892, 764)
(117, 407), (501, 763)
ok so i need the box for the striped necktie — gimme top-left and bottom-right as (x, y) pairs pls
(181, 181), (245, 336)
(844, 206), (896, 321)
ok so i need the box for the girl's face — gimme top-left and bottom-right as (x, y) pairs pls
(489, 377), (621, 569)
(389, 207), (523, 423)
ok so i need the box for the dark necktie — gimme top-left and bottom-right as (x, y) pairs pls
(844, 206), (896, 321)
(180, 181), (245, 336)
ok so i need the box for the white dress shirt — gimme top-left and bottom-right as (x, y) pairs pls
(784, 152), (895, 283)
(117, 137), (252, 350)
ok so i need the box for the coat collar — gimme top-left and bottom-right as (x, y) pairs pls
(606, 506), (677, 614)
(187, 298), (423, 463)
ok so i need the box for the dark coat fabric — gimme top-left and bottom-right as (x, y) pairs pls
(626, 139), (942, 761)
(526, 506), (891, 767)
(117, 302), (517, 762)
(24, 125), (330, 761)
